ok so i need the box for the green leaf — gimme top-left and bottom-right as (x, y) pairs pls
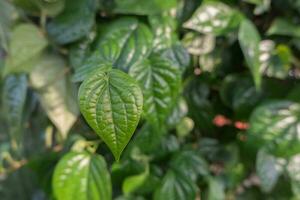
(249, 101), (300, 157)
(30, 53), (79, 138)
(129, 54), (181, 127)
(256, 148), (282, 192)
(258, 40), (292, 79)
(238, 19), (261, 89)
(207, 177), (225, 200)
(267, 18), (300, 38)
(53, 151), (112, 200)
(287, 155), (300, 198)
(2, 74), (27, 148)
(149, 13), (177, 51)
(3, 24), (47, 76)
(182, 32), (215, 55)
(220, 74), (262, 117)
(78, 68), (143, 160)
(73, 18), (153, 82)
(183, 2), (243, 36)
(0, 0), (17, 51)
(113, 0), (177, 15)
(46, 0), (96, 44)
(122, 164), (149, 195)
(154, 170), (198, 200)
(170, 150), (209, 181)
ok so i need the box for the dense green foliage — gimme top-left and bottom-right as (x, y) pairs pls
(1, 0), (300, 199)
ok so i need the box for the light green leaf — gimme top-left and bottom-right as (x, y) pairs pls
(256, 148), (282, 192)
(154, 170), (198, 200)
(3, 24), (47, 76)
(30, 53), (79, 138)
(53, 151), (112, 200)
(287, 155), (300, 198)
(122, 164), (149, 195)
(184, 2), (243, 36)
(239, 19), (261, 89)
(46, 0), (96, 44)
(78, 68), (143, 160)
(2, 74), (27, 149)
(267, 18), (300, 38)
(73, 18), (153, 82)
(114, 0), (177, 15)
(249, 101), (300, 156)
(208, 177), (225, 200)
(129, 55), (181, 127)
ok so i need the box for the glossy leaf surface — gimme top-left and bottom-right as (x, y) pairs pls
(78, 68), (143, 160)
(53, 151), (112, 200)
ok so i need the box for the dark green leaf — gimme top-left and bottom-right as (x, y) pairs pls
(129, 54), (181, 127)
(2, 74), (27, 148)
(78, 68), (143, 160)
(154, 170), (198, 200)
(46, 0), (96, 44)
(53, 151), (112, 200)
(239, 19), (261, 89)
(170, 150), (209, 181)
(73, 18), (153, 82)
(267, 18), (300, 38)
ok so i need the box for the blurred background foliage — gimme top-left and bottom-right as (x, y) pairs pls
(1, 0), (300, 199)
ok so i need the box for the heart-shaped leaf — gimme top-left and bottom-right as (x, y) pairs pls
(73, 17), (153, 82)
(249, 101), (300, 156)
(53, 151), (112, 200)
(129, 55), (181, 127)
(78, 68), (143, 160)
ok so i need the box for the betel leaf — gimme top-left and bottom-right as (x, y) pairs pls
(73, 18), (153, 82)
(154, 170), (198, 200)
(267, 18), (300, 38)
(170, 150), (209, 181)
(287, 155), (300, 198)
(249, 101), (300, 157)
(46, 0), (96, 44)
(53, 151), (112, 200)
(183, 2), (243, 36)
(239, 19), (262, 89)
(256, 148), (282, 192)
(78, 68), (143, 160)
(113, 0), (177, 15)
(3, 24), (47, 76)
(2, 74), (27, 148)
(30, 53), (79, 138)
(129, 54), (181, 127)
(149, 14), (190, 71)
